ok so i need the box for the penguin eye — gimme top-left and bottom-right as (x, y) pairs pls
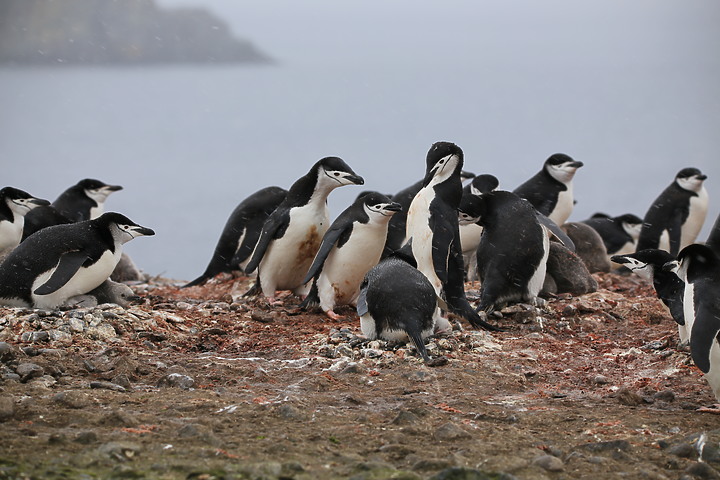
(333, 172), (340, 176)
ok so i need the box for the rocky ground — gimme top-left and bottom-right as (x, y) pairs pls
(1, 272), (719, 480)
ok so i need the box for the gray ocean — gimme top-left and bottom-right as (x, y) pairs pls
(1, 64), (718, 281)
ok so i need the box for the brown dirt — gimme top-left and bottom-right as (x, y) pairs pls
(1, 272), (719, 480)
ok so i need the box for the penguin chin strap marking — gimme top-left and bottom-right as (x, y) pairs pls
(324, 169), (346, 185)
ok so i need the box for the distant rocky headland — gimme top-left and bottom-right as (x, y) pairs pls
(0, 0), (273, 65)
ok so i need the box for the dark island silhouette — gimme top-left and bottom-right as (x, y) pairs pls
(0, 0), (272, 65)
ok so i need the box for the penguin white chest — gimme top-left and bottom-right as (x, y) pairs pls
(0, 217), (23, 253)
(32, 247), (123, 309)
(550, 184), (574, 226)
(704, 339), (720, 402)
(260, 205), (327, 292)
(405, 187), (442, 292)
(681, 187), (708, 248)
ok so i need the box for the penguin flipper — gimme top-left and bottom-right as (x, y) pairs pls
(689, 300), (720, 374)
(244, 209), (289, 274)
(535, 211), (575, 252)
(231, 223), (262, 268)
(667, 212), (684, 256)
(34, 251), (90, 295)
(406, 326), (431, 362)
(302, 223), (349, 285)
(356, 279), (369, 317)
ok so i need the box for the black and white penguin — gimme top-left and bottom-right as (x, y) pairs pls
(0, 187), (50, 258)
(610, 249), (686, 342)
(663, 244), (720, 408)
(705, 213), (720, 257)
(459, 174), (500, 280)
(582, 213), (644, 258)
(405, 141), (499, 331)
(513, 153), (584, 226)
(636, 167), (709, 256)
(22, 178), (123, 240)
(384, 170), (475, 256)
(470, 190), (551, 313)
(184, 186), (288, 287)
(357, 245), (450, 363)
(244, 157), (364, 303)
(0, 212), (154, 309)
(301, 192), (401, 319)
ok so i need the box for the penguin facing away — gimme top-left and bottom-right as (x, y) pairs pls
(471, 190), (551, 313)
(0, 212), (154, 309)
(22, 178), (123, 240)
(0, 187), (50, 257)
(405, 141), (499, 331)
(705, 212), (720, 257)
(184, 186), (288, 287)
(513, 153), (584, 226)
(663, 244), (720, 409)
(636, 167), (709, 256)
(244, 157), (364, 303)
(458, 174), (500, 280)
(357, 245), (450, 363)
(300, 192), (401, 319)
(611, 249), (686, 343)
(582, 213), (643, 258)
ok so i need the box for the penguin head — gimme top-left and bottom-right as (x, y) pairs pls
(76, 178), (124, 203)
(613, 249), (673, 281)
(0, 187), (50, 215)
(99, 212), (155, 244)
(469, 174), (500, 196)
(616, 213), (643, 240)
(671, 243), (719, 283)
(315, 157), (364, 188)
(458, 191), (483, 225)
(675, 168), (707, 193)
(544, 153), (583, 184)
(359, 192), (401, 221)
(423, 142), (464, 187)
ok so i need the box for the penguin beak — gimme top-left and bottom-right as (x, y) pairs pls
(131, 226), (155, 237)
(384, 202), (402, 213)
(106, 185), (124, 192)
(29, 197), (50, 206)
(569, 161), (584, 169)
(662, 260), (678, 273)
(609, 255), (628, 265)
(460, 170), (476, 180)
(346, 174), (365, 186)
(697, 174), (708, 181)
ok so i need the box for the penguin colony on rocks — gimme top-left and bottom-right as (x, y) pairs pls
(1, 144), (718, 407)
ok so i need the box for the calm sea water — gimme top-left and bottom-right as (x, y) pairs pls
(1, 65), (718, 281)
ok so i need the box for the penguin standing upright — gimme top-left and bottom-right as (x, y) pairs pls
(458, 174), (500, 280)
(22, 178), (123, 240)
(301, 192), (401, 319)
(0, 187), (49, 258)
(470, 190), (551, 313)
(0, 212), (154, 309)
(513, 153), (584, 226)
(184, 186), (288, 287)
(704, 213), (720, 257)
(244, 157), (364, 303)
(636, 167), (709, 256)
(582, 213), (643, 258)
(357, 245), (450, 363)
(405, 141), (498, 331)
(611, 249), (686, 342)
(663, 244), (720, 409)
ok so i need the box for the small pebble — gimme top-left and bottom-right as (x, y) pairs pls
(532, 454), (564, 472)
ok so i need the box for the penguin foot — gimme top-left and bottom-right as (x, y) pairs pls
(697, 404), (720, 414)
(326, 310), (344, 321)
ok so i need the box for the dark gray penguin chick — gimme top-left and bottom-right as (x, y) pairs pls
(22, 178), (123, 240)
(405, 141), (499, 331)
(513, 153), (584, 226)
(637, 167), (708, 255)
(301, 192), (401, 319)
(244, 157), (364, 304)
(184, 186), (287, 287)
(0, 212), (154, 309)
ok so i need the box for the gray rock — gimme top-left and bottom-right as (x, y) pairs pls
(578, 439), (632, 453)
(391, 410), (421, 426)
(429, 467), (517, 480)
(561, 222), (611, 273)
(0, 396), (15, 421)
(544, 241), (598, 295)
(0, 342), (16, 362)
(433, 422), (471, 441)
(97, 442), (142, 462)
(53, 391), (92, 409)
(667, 442), (697, 459)
(16, 362), (44, 382)
(74, 431), (99, 444)
(532, 454), (564, 472)
(90, 381), (127, 392)
(156, 373), (195, 389)
(685, 461), (720, 480)
(276, 403), (306, 421)
(20, 331), (49, 343)
(616, 387), (644, 406)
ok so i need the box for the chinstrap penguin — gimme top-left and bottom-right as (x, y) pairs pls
(663, 244), (720, 410)
(582, 213), (643, 258)
(611, 249), (686, 343)
(458, 174), (499, 280)
(22, 178), (123, 240)
(244, 157), (364, 303)
(405, 141), (499, 331)
(705, 213), (720, 257)
(0, 212), (154, 309)
(0, 187), (50, 258)
(301, 192), (401, 319)
(636, 167), (709, 256)
(184, 186), (287, 287)
(513, 153), (584, 226)
(357, 245), (450, 364)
